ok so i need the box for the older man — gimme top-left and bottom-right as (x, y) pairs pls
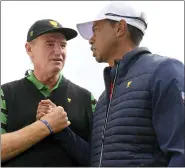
(76, 2), (184, 167)
(1, 19), (95, 166)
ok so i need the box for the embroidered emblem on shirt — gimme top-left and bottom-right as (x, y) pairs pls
(126, 81), (132, 88)
(67, 98), (71, 103)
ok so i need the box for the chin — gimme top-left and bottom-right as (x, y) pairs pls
(51, 66), (63, 74)
(95, 56), (104, 63)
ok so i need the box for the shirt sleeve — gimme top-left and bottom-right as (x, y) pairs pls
(54, 127), (91, 166)
(91, 94), (97, 113)
(151, 58), (184, 167)
(53, 93), (96, 166)
(0, 89), (8, 134)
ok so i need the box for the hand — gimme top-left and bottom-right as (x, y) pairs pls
(40, 106), (71, 133)
(36, 99), (56, 120)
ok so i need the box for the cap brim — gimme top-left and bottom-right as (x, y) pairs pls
(37, 28), (78, 41)
(76, 21), (94, 40)
(56, 28), (78, 41)
(76, 15), (107, 40)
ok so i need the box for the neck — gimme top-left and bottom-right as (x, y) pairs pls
(108, 42), (136, 67)
(33, 70), (60, 90)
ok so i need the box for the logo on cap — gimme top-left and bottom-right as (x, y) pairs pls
(49, 20), (59, 28)
(30, 31), (33, 36)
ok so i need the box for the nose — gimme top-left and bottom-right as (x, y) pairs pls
(54, 43), (64, 55)
(89, 35), (94, 46)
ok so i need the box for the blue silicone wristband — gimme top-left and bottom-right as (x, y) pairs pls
(40, 119), (53, 134)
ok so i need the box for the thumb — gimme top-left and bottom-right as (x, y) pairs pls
(67, 121), (71, 126)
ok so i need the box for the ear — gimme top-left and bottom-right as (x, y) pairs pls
(116, 19), (127, 38)
(25, 42), (33, 59)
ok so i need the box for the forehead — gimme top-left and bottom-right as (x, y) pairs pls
(37, 32), (66, 42)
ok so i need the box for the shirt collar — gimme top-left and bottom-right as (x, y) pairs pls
(26, 70), (63, 91)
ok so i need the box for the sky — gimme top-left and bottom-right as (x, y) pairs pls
(1, 1), (184, 99)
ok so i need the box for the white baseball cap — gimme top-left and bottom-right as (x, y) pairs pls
(76, 2), (148, 40)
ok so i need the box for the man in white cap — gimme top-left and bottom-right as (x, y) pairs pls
(76, 2), (184, 167)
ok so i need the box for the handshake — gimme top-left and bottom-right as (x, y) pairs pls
(36, 99), (70, 133)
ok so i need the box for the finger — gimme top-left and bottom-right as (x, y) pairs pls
(38, 104), (51, 109)
(46, 101), (56, 108)
(63, 121), (71, 128)
(39, 100), (48, 105)
(67, 121), (71, 126)
(40, 100), (56, 108)
(57, 106), (64, 111)
(37, 106), (51, 112)
(40, 99), (54, 105)
(40, 99), (52, 104)
(48, 105), (55, 109)
(38, 106), (50, 111)
(37, 110), (50, 115)
(47, 108), (53, 113)
(36, 112), (46, 120)
(62, 111), (67, 118)
(37, 107), (53, 115)
(48, 100), (56, 106)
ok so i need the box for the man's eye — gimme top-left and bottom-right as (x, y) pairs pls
(47, 43), (54, 46)
(93, 28), (99, 33)
(45, 43), (54, 47)
(61, 44), (66, 48)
